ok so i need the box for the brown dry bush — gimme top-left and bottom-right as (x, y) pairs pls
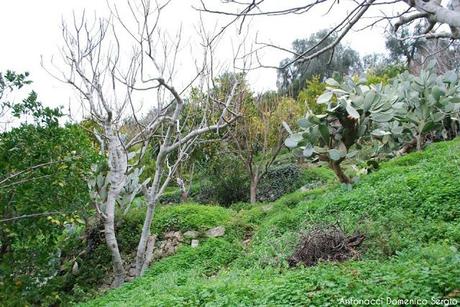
(288, 225), (365, 267)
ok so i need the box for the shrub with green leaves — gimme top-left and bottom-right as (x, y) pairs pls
(297, 75), (326, 114)
(196, 155), (249, 206)
(256, 164), (303, 202)
(365, 64), (406, 85)
(0, 124), (99, 306)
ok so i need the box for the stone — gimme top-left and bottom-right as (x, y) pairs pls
(261, 205), (273, 212)
(153, 248), (163, 259)
(205, 226), (225, 238)
(191, 239), (199, 248)
(155, 237), (181, 258)
(164, 231), (182, 241)
(183, 230), (200, 239)
(71, 261), (79, 275)
(128, 267), (137, 277)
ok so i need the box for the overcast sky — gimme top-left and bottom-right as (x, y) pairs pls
(0, 0), (406, 115)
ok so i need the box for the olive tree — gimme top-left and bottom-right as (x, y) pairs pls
(277, 30), (361, 97)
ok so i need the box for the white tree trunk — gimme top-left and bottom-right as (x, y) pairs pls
(135, 154), (164, 276)
(104, 123), (127, 287)
(135, 194), (157, 276)
(250, 175), (259, 204)
(412, 0), (460, 28)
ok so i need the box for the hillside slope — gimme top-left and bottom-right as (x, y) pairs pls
(82, 139), (460, 306)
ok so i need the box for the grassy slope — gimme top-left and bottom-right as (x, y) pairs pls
(82, 139), (460, 306)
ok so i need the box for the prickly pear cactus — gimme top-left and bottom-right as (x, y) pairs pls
(284, 75), (398, 183)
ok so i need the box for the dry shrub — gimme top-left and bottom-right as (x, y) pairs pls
(288, 225), (365, 267)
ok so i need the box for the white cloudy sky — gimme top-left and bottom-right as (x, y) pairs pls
(0, 0), (407, 115)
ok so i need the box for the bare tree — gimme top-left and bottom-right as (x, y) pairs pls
(50, 12), (138, 287)
(199, 0), (460, 69)
(48, 0), (240, 286)
(386, 19), (460, 73)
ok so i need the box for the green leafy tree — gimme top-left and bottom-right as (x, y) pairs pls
(0, 72), (99, 305)
(0, 124), (99, 305)
(1, 70), (62, 127)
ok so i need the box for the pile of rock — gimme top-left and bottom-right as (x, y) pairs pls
(154, 231), (183, 258)
(123, 226), (226, 281)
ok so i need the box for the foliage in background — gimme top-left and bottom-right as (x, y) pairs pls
(278, 29), (361, 97)
(218, 73), (304, 203)
(365, 64), (406, 86)
(256, 164), (302, 202)
(297, 76), (326, 114)
(385, 26), (460, 74)
(196, 155), (249, 206)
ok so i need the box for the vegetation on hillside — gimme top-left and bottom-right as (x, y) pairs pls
(2, 1), (460, 305)
(82, 138), (460, 306)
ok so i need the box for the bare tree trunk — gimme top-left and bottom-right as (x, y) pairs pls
(135, 155), (164, 276)
(249, 175), (259, 204)
(104, 203), (125, 288)
(416, 134), (423, 151)
(329, 160), (351, 184)
(135, 191), (157, 276)
(104, 124), (128, 287)
(177, 177), (188, 203)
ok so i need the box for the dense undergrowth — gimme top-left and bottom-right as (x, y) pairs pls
(81, 139), (460, 306)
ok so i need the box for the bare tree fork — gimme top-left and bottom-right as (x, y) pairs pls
(118, 2), (242, 275)
(135, 81), (239, 276)
(199, 0), (460, 69)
